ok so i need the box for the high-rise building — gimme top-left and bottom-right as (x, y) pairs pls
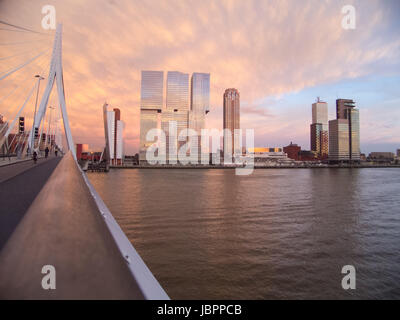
(336, 99), (356, 120)
(139, 71), (209, 165)
(347, 107), (360, 161)
(139, 71), (163, 163)
(328, 119), (350, 161)
(140, 71), (163, 110)
(312, 99), (328, 129)
(163, 71), (190, 163)
(166, 71), (189, 111)
(103, 104), (124, 165)
(310, 98), (328, 158)
(189, 73), (210, 163)
(161, 110), (189, 163)
(223, 88), (240, 161)
(329, 99), (360, 162)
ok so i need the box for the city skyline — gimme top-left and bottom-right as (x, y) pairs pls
(0, 0), (399, 155)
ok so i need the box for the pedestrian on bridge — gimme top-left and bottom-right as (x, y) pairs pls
(45, 147), (49, 158)
(33, 151), (37, 164)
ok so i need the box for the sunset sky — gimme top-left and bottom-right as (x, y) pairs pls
(1, 0), (399, 154)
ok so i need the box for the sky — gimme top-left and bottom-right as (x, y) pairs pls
(0, 0), (399, 154)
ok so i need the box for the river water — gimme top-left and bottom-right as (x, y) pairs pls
(88, 168), (400, 299)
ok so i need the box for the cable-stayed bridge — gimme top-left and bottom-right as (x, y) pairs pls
(0, 21), (168, 299)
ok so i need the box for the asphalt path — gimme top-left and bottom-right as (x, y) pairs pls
(0, 156), (61, 250)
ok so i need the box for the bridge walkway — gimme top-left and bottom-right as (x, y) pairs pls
(0, 156), (62, 250)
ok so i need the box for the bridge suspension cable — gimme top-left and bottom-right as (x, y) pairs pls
(0, 19), (51, 35)
(0, 49), (43, 61)
(0, 49), (49, 81)
(0, 81), (37, 151)
(0, 22), (74, 159)
(0, 50), (50, 113)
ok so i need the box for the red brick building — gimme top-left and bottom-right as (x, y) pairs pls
(283, 142), (301, 161)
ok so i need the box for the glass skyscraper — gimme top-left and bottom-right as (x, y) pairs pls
(140, 71), (163, 110)
(164, 72), (190, 163)
(139, 70), (209, 164)
(329, 99), (360, 162)
(189, 73), (210, 163)
(310, 99), (328, 158)
(161, 110), (189, 163)
(166, 71), (189, 111)
(348, 108), (360, 161)
(140, 71), (163, 163)
(191, 73), (210, 117)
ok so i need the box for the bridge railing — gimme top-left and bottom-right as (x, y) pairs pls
(0, 151), (169, 299)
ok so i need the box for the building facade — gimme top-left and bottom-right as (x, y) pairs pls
(336, 99), (355, 120)
(329, 99), (360, 162)
(245, 147), (290, 165)
(164, 71), (190, 163)
(166, 71), (189, 111)
(223, 88), (240, 162)
(139, 71), (210, 165)
(161, 110), (189, 163)
(139, 71), (163, 163)
(189, 72), (210, 163)
(283, 142), (301, 161)
(76, 143), (89, 160)
(104, 104), (124, 165)
(140, 71), (163, 110)
(310, 99), (328, 158)
(368, 152), (395, 163)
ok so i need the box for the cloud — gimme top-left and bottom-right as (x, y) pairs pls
(0, 0), (399, 153)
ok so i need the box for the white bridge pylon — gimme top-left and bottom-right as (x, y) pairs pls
(28, 23), (76, 159)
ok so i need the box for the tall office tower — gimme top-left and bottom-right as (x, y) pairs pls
(104, 104), (125, 165)
(190, 73), (210, 163)
(167, 71), (189, 111)
(140, 71), (163, 163)
(163, 71), (190, 163)
(310, 98), (328, 158)
(161, 110), (189, 163)
(329, 99), (360, 162)
(223, 88), (240, 162)
(347, 107), (360, 161)
(336, 99), (355, 120)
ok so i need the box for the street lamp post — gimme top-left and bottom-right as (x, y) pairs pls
(31, 74), (44, 154)
(46, 106), (55, 149)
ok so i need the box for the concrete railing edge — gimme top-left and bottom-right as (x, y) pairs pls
(73, 153), (169, 300)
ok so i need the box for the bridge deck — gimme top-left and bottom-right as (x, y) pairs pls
(0, 156), (62, 250)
